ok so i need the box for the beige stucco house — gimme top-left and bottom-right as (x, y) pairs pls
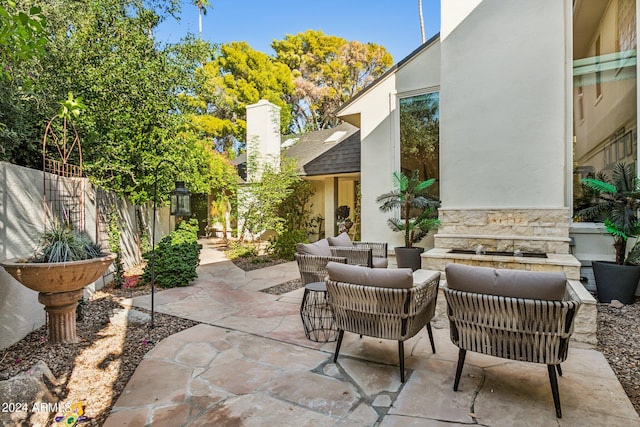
(242, 100), (361, 240)
(337, 0), (637, 285)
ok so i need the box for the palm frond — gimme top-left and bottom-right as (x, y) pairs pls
(392, 170), (409, 192)
(414, 178), (435, 192)
(387, 218), (404, 233)
(612, 162), (637, 193)
(583, 162), (640, 263)
(582, 178), (617, 194)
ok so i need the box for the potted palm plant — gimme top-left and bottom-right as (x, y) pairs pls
(580, 162), (640, 304)
(377, 170), (440, 270)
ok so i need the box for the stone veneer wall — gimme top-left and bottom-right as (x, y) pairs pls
(422, 207), (596, 345)
(434, 208), (571, 254)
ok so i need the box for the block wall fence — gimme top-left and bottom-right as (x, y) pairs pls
(0, 162), (172, 349)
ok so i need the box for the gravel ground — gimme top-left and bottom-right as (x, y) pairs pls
(261, 278), (303, 295)
(1, 261), (638, 425)
(0, 285), (198, 426)
(596, 297), (640, 414)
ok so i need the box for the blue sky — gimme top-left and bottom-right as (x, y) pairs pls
(155, 0), (441, 64)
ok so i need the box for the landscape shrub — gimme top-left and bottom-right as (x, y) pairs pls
(224, 241), (258, 259)
(142, 218), (201, 288)
(108, 210), (125, 288)
(267, 229), (307, 261)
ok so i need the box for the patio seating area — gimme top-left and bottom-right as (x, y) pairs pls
(104, 239), (640, 426)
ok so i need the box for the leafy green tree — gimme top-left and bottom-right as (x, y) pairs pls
(1, 0), (231, 205)
(267, 178), (316, 260)
(277, 179), (316, 231)
(184, 41), (294, 152)
(0, 1), (47, 80)
(273, 30), (393, 132)
(0, 1), (48, 165)
(237, 153), (300, 241)
(186, 30), (392, 150)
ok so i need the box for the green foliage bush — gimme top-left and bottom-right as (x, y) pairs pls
(224, 241), (258, 259)
(108, 210), (125, 288)
(267, 229), (307, 261)
(142, 218), (202, 288)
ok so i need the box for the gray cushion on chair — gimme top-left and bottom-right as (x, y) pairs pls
(372, 257), (389, 268)
(327, 232), (353, 247)
(327, 262), (413, 289)
(296, 239), (332, 257)
(445, 263), (566, 301)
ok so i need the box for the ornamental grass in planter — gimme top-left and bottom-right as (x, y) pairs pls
(30, 224), (106, 263)
(1, 223), (114, 343)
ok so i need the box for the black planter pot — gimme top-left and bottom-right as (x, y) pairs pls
(592, 261), (640, 304)
(394, 247), (424, 271)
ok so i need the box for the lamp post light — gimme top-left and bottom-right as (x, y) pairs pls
(150, 160), (191, 328)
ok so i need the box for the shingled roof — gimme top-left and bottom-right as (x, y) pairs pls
(282, 122), (360, 176)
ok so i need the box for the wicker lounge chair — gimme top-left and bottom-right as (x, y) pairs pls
(325, 262), (440, 382)
(297, 236), (386, 268)
(443, 263), (581, 418)
(295, 253), (347, 285)
(328, 232), (388, 268)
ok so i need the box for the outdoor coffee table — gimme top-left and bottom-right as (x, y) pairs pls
(300, 281), (338, 342)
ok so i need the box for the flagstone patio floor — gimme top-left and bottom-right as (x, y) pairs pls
(103, 239), (640, 426)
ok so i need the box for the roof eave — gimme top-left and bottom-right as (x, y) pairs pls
(336, 32), (440, 118)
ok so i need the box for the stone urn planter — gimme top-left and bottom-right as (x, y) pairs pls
(1, 254), (115, 343)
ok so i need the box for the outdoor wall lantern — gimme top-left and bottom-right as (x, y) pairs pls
(169, 181), (191, 216)
(150, 160), (191, 328)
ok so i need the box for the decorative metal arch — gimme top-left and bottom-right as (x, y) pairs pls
(41, 114), (85, 232)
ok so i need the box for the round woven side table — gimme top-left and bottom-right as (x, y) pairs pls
(300, 281), (338, 342)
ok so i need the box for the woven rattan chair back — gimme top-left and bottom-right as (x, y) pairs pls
(295, 254), (346, 285)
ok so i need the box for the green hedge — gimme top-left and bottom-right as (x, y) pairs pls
(142, 218), (202, 288)
(267, 229), (307, 260)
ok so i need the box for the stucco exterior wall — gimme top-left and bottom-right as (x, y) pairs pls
(0, 163), (48, 350)
(440, 0), (569, 209)
(0, 162), (168, 350)
(340, 39), (442, 249)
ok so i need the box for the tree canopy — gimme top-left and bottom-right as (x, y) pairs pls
(184, 41), (295, 152)
(1, 3), (391, 204)
(1, 0), (235, 204)
(273, 30), (393, 132)
(185, 30), (393, 151)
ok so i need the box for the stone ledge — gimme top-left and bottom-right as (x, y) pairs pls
(568, 279), (597, 345)
(434, 233), (572, 242)
(424, 248), (581, 266)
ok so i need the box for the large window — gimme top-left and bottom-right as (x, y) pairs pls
(573, 0), (637, 216)
(399, 91), (440, 199)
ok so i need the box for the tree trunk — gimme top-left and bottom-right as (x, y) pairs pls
(614, 237), (626, 265)
(418, 0), (426, 44)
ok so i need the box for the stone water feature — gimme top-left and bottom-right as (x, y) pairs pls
(422, 208), (596, 344)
